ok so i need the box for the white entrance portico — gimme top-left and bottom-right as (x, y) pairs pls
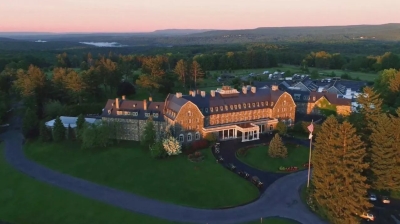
(202, 119), (279, 142)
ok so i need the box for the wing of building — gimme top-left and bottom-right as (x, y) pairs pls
(102, 85), (296, 143)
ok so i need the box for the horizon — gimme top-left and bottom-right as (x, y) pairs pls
(1, 0), (400, 33)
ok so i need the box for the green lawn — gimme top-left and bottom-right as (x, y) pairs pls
(24, 141), (259, 208)
(237, 144), (310, 172)
(0, 143), (175, 224)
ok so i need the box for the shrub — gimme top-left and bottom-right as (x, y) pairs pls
(39, 121), (51, 142)
(237, 147), (250, 157)
(162, 136), (182, 156)
(204, 133), (217, 143)
(191, 139), (208, 151)
(52, 116), (66, 142)
(44, 100), (65, 119)
(81, 123), (112, 149)
(150, 141), (166, 158)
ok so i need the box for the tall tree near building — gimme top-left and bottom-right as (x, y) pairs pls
(76, 114), (86, 141)
(370, 113), (400, 191)
(52, 116), (66, 142)
(64, 70), (86, 103)
(39, 121), (51, 142)
(268, 133), (287, 158)
(136, 56), (166, 94)
(14, 65), (46, 98)
(141, 116), (156, 149)
(190, 60), (204, 89)
(174, 59), (188, 87)
(311, 116), (371, 224)
(22, 107), (38, 138)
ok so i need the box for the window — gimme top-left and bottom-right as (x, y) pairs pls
(210, 107), (213, 112)
(196, 125), (199, 129)
(188, 111), (192, 116)
(145, 113), (150, 117)
(215, 107), (218, 112)
(205, 108), (208, 113)
(243, 103), (246, 109)
(179, 134), (184, 142)
(278, 109), (280, 112)
(248, 103), (250, 108)
(195, 132), (200, 140)
(266, 101), (269, 106)
(237, 104), (240, 109)
(283, 100), (286, 106)
(188, 119), (192, 123)
(220, 106), (223, 111)
(133, 112), (138, 116)
(230, 105), (233, 110)
(261, 102), (264, 106)
(288, 119), (292, 126)
(196, 118), (199, 122)
(225, 105), (228, 111)
(187, 133), (192, 142)
(303, 96), (308, 100)
(294, 94), (300, 100)
(252, 103), (255, 107)
(257, 102), (260, 107)
(269, 125), (273, 130)
(271, 102), (274, 106)
(313, 97), (316, 101)
(153, 113), (159, 118)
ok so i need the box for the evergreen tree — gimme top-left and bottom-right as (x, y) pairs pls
(22, 107), (38, 138)
(370, 113), (400, 190)
(141, 116), (156, 149)
(52, 116), (66, 142)
(39, 121), (51, 142)
(268, 133), (287, 158)
(67, 124), (75, 140)
(311, 116), (371, 224)
(355, 87), (383, 138)
(76, 114), (86, 140)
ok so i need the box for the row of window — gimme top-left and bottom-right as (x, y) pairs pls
(116, 111), (159, 118)
(178, 132), (201, 142)
(199, 101), (277, 114)
(293, 94), (316, 101)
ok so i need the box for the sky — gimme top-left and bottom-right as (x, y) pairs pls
(1, 0), (400, 33)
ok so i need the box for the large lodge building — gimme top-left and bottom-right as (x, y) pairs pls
(101, 85), (350, 143)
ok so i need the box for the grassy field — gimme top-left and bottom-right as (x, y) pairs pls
(207, 64), (378, 82)
(24, 141), (259, 209)
(0, 142), (302, 224)
(237, 144), (310, 172)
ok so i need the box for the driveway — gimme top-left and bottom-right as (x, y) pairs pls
(0, 125), (326, 224)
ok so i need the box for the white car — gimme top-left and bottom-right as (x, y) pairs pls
(369, 194), (377, 201)
(360, 212), (375, 221)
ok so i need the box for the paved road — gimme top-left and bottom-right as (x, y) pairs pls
(0, 121), (326, 224)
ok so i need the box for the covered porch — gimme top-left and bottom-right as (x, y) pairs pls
(203, 119), (278, 142)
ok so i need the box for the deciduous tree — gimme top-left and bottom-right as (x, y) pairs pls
(268, 133), (287, 158)
(141, 116), (156, 149)
(190, 60), (204, 89)
(22, 107), (38, 138)
(174, 59), (188, 87)
(311, 116), (371, 224)
(14, 65), (46, 98)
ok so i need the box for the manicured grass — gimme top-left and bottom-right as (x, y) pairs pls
(24, 141), (259, 208)
(245, 217), (300, 224)
(237, 144), (310, 172)
(0, 143), (175, 224)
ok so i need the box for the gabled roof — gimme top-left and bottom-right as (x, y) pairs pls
(102, 99), (165, 121)
(286, 89), (351, 106)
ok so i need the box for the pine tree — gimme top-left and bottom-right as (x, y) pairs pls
(141, 116), (156, 149)
(39, 121), (51, 142)
(76, 114), (86, 140)
(311, 116), (371, 224)
(52, 116), (66, 142)
(356, 87), (383, 137)
(268, 133), (287, 158)
(67, 124), (75, 140)
(370, 113), (400, 191)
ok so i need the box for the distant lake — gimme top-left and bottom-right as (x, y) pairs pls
(79, 42), (127, 47)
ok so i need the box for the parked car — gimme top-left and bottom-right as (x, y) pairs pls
(359, 212), (374, 221)
(237, 171), (250, 178)
(381, 196), (390, 204)
(251, 176), (263, 188)
(228, 163), (236, 170)
(217, 156), (224, 163)
(369, 193), (377, 201)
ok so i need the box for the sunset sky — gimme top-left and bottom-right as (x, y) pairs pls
(1, 0), (399, 33)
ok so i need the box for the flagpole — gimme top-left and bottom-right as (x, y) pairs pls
(307, 119), (313, 188)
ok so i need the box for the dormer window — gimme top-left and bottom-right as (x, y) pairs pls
(133, 112), (138, 116)
(153, 113), (159, 118)
(215, 107), (218, 112)
(252, 103), (255, 107)
(230, 105), (233, 110)
(156, 105), (159, 109)
(145, 113), (150, 117)
(210, 107), (213, 112)
(266, 101), (269, 106)
(271, 102), (274, 106)
(133, 104), (136, 107)
(220, 106), (223, 111)
(234, 105), (238, 109)
(257, 102), (260, 107)
(205, 108), (208, 113)
(225, 105), (228, 111)
(248, 103), (250, 108)
(243, 103), (246, 109)
(313, 97), (316, 101)
(261, 102), (264, 106)
(283, 100), (286, 106)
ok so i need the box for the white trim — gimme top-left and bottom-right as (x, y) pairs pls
(195, 132), (200, 140)
(179, 134), (184, 142)
(187, 133), (192, 142)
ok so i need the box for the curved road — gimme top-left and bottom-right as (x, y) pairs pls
(0, 126), (325, 224)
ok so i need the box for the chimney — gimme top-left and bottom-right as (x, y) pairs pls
(122, 95), (126, 100)
(115, 98), (119, 109)
(196, 89), (200, 94)
(176, 92), (182, 98)
(242, 86), (247, 94)
(191, 91), (196, 97)
(271, 85), (278, 91)
(210, 90), (215, 97)
(143, 99), (147, 111)
(251, 86), (256, 93)
(149, 96), (153, 102)
(201, 91), (206, 97)
(189, 90), (193, 95)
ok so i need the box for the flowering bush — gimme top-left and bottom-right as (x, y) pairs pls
(162, 136), (182, 156)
